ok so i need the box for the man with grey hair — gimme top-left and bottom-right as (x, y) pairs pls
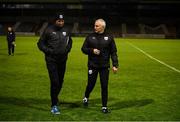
(81, 18), (119, 113)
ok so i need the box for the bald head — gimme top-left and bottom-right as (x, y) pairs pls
(94, 19), (106, 34)
(8, 27), (12, 32)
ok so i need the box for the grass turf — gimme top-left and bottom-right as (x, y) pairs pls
(0, 36), (180, 121)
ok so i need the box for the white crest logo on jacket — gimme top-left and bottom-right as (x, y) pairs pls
(62, 32), (66, 36)
(104, 37), (108, 40)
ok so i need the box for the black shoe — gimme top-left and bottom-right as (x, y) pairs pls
(102, 107), (109, 113)
(83, 97), (88, 107)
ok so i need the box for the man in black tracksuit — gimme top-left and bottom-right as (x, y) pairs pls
(81, 19), (118, 113)
(37, 14), (72, 114)
(7, 27), (16, 56)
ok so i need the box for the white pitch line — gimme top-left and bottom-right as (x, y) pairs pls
(126, 41), (180, 74)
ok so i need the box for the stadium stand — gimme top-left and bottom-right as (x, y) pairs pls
(16, 22), (36, 32)
(0, 0), (180, 38)
(126, 24), (140, 34)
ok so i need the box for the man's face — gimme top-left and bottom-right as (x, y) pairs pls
(8, 27), (12, 31)
(94, 21), (104, 33)
(55, 19), (64, 27)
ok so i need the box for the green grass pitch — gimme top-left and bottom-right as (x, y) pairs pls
(0, 36), (180, 121)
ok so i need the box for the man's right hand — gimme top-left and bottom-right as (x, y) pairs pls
(93, 48), (100, 55)
(112, 66), (118, 73)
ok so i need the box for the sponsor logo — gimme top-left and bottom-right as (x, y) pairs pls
(52, 32), (56, 35)
(92, 37), (96, 40)
(59, 15), (63, 19)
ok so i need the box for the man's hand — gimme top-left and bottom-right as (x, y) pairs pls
(112, 66), (118, 73)
(93, 48), (100, 55)
(12, 41), (16, 46)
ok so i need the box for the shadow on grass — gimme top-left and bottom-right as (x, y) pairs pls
(111, 99), (154, 110)
(0, 96), (154, 112)
(59, 101), (81, 108)
(84, 98), (154, 110)
(0, 96), (81, 111)
(0, 96), (50, 111)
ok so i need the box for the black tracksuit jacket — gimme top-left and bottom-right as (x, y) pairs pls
(7, 31), (15, 43)
(37, 25), (72, 61)
(81, 32), (118, 68)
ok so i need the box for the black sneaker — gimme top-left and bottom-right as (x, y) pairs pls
(83, 97), (88, 107)
(102, 107), (109, 113)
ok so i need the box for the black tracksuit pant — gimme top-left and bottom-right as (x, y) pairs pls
(46, 56), (67, 107)
(85, 67), (109, 107)
(8, 43), (15, 55)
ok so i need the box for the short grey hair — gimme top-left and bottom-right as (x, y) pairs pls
(95, 19), (106, 29)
